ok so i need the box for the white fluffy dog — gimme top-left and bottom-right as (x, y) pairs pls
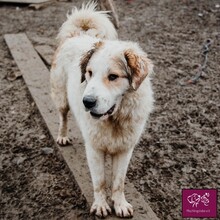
(51, 2), (154, 218)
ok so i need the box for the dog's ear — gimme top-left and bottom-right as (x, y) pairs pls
(124, 49), (153, 90)
(80, 41), (103, 83)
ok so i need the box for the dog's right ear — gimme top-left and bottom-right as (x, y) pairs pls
(80, 41), (103, 83)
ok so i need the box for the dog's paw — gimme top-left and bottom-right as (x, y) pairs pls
(114, 199), (133, 218)
(90, 200), (111, 218)
(56, 136), (72, 146)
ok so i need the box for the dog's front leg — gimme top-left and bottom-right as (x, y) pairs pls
(112, 149), (134, 217)
(86, 146), (111, 217)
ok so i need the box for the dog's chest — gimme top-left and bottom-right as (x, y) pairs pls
(88, 116), (141, 154)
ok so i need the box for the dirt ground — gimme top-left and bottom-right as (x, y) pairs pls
(0, 0), (219, 219)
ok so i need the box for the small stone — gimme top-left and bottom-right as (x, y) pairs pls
(17, 157), (26, 164)
(140, 179), (145, 185)
(39, 134), (46, 140)
(41, 147), (54, 155)
(12, 156), (26, 165)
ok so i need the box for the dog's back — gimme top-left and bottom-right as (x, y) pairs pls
(57, 1), (118, 43)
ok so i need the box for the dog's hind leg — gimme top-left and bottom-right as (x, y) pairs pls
(51, 87), (72, 145)
(51, 61), (71, 146)
(56, 105), (71, 145)
(51, 84), (72, 145)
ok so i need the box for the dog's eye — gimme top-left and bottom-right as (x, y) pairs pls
(88, 70), (92, 77)
(108, 74), (119, 81)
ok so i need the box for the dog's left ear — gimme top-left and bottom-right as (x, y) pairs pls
(124, 49), (153, 90)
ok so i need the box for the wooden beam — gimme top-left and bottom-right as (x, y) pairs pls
(4, 33), (159, 220)
(35, 45), (54, 65)
(98, 0), (119, 29)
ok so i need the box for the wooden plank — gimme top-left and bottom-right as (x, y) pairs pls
(0, 0), (51, 4)
(4, 32), (94, 205)
(4, 33), (160, 220)
(98, 0), (119, 29)
(35, 45), (54, 65)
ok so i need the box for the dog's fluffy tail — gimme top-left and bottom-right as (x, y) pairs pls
(57, 1), (118, 42)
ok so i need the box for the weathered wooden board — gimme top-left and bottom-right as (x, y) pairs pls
(0, 0), (51, 4)
(35, 45), (54, 65)
(4, 32), (94, 206)
(4, 33), (160, 220)
(98, 0), (119, 29)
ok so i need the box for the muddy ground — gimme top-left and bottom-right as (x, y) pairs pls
(0, 0), (220, 219)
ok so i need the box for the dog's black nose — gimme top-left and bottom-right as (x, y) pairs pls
(83, 96), (97, 109)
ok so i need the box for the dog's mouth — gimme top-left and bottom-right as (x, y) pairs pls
(90, 105), (116, 119)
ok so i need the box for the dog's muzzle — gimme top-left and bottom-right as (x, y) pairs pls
(90, 104), (116, 119)
(83, 96), (116, 119)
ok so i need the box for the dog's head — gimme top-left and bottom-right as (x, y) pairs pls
(80, 41), (153, 120)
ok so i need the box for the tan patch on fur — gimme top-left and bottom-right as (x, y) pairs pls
(103, 70), (125, 88)
(80, 41), (104, 82)
(76, 18), (96, 31)
(51, 48), (59, 70)
(109, 117), (123, 139)
(112, 57), (129, 76)
(58, 105), (69, 137)
(89, 103), (135, 154)
(94, 180), (106, 193)
(112, 177), (124, 194)
(69, 31), (80, 38)
(94, 41), (103, 49)
(103, 77), (110, 88)
(124, 49), (151, 90)
(102, 57), (129, 89)
(108, 113), (133, 140)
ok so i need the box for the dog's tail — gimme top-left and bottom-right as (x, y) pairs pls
(57, 1), (118, 42)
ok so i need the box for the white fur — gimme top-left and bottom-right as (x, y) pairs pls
(51, 2), (154, 218)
